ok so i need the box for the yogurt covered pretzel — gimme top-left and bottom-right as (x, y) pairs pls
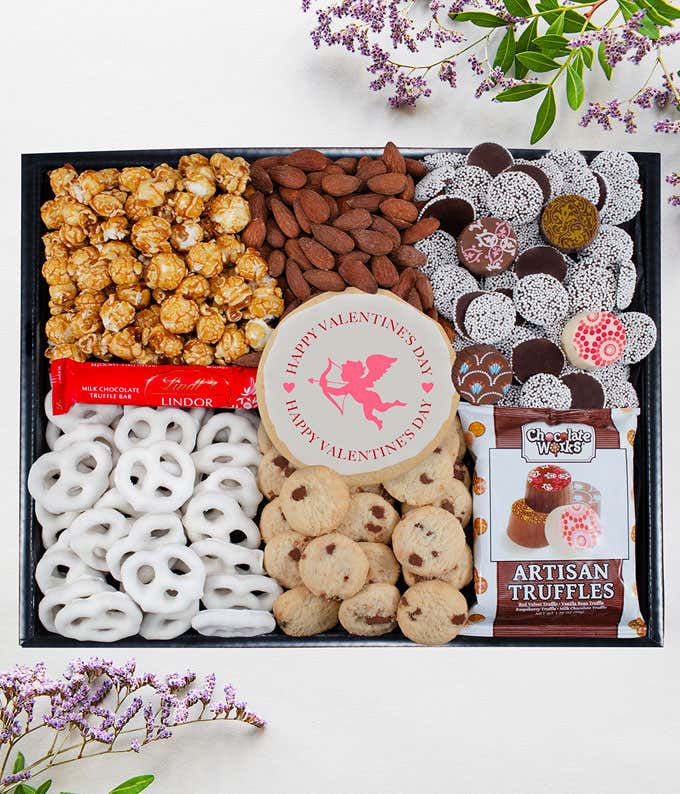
(115, 441), (195, 512)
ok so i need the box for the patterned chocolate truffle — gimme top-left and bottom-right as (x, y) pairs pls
(525, 464), (573, 514)
(561, 311), (627, 370)
(487, 171), (544, 226)
(512, 338), (565, 383)
(561, 372), (606, 409)
(540, 194), (600, 253)
(419, 193), (476, 238)
(515, 246), (567, 281)
(519, 373), (572, 409)
(457, 217), (518, 276)
(451, 344), (512, 405)
(467, 142), (514, 176)
(506, 499), (549, 548)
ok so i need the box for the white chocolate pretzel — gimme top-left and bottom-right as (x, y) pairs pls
(202, 573), (282, 611)
(182, 491), (260, 547)
(191, 608), (276, 638)
(114, 407), (198, 452)
(54, 591), (142, 642)
(115, 441), (195, 512)
(106, 513), (186, 580)
(190, 539), (264, 577)
(69, 508), (130, 571)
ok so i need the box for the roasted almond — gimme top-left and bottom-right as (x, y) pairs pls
(324, 194), (339, 221)
(337, 251), (370, 268)
(333, 208), (373, 231)
(369, 215), (401, 249)
(241, 218), (266, 249)
(392, 245), (427, 268)
(401, 216), (440, 244)
(379, 197), (419, 225)
(306, 171), (324, 189)
(248, 191), (268, 222)
(298, 189), (330, 224)
(338, 259), (378, 293)
(345, 193), (384, 212)
(293, 197), (312, 234)
(252, 154), (285, 169)
(352, 229), (394, 256)
(269, 164), (307, 189)
(356, 159), (387, 184)
(392, 267), (417, 299)
(285, 259), (312, 300)
(267, 249), (286, 277)
(415, 271), (434, 310)
(335, 156), (358, 174)
(285, 238), (313, 270)
(366, 172), (408, 196)
(299, 237), (335, 270)
(321, 173), (362, 197)
(370, 255), (399, 288)
(405, 157), (428, 179)
(311, 223), (355, 255)
(426, 306), (439, 322)
(250, 165), (273, 194)
(285, 148), (330, 172)
(279, 187), (300, 207)
(382, 142), (406, 175)
(304, 269), (346, 291)
(270, 197), (300, 238)
(439, 317), (455, 341)
(265, 218), (286, 249)
(407, 288), (423, 311)
(400, 175), (416, 202)
(324, 163), (345, 175)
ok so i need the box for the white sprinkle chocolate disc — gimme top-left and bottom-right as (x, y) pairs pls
(256, 289), (458, 485)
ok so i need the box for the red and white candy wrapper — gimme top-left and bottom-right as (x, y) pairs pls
(50, 359), (258, 416)
(458, 404), (646, 639)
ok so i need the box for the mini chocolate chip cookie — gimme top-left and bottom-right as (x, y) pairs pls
(257, 422), (274, 454)
(263, 530), (310, 588)
(339, 583), (400, 637)
(257, 449), (297, 500)
(359, 542), (400, 586)
(273, 584), (340, 637)
(279, 466), (351, 537)
(396, 580), (468, 645)
(382, 449), (453, 506)
(299, 532), (369, 600)
(454, 415), (467, 462)
(434, 419), (460, 462)
(402, 479), (472, 527)
(454, 462), (471, 490)
(392, 506), (466, 577)
(260, 497), (292, 544)
(336, 493), (400, 544)
(403, 544), (473, 589)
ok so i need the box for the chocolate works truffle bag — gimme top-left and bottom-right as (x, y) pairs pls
(458, 405), (646, 639)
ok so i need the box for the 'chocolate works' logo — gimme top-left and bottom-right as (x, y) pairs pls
(521, 422), (596, 463)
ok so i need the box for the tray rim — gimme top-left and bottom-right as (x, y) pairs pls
(19, 147), (664, 648)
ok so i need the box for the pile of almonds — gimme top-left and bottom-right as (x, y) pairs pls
(241, 143), (442, 320)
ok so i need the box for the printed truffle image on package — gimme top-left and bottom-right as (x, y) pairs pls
(458, 404), (645, 639)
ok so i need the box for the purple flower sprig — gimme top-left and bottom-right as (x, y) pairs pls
(0, 658), (264, 793)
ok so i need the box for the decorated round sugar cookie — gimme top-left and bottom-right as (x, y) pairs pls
(256, 289), (458, 485)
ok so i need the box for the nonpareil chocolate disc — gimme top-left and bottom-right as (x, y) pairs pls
(420, 194), (475, 238)
(467, 142), (514, 177)
(561, 372), (606, 409)
(512, 338), (565, 383)
(515, 245), (567, 282)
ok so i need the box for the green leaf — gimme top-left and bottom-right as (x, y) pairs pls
(34, 782), (52, 794)
(449, 11), (509, 26)
(533, 34), (570, 56)
(109, 775), (155, 794)
(503, 0), (533, 16)
(646, 0), (680, 19)
(516, 51), (562, 71)
(636, 0), (673, 24)
(579, 45), (594, 68)
(597, 41), (613, 79)
(14, 786), (35, 794)
(496, 83), (548, 101)
(546, 11), (565, 33)
(574, 51), (585, 77)
(514, 17), (539, 77)
(617, 0), (660, 36)
(531, 86), (556, 143)
(494, 27), (516, 71)
(566, 63), (585, 109)
(13, 753), (25, 774)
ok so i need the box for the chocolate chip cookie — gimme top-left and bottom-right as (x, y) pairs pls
(273, 584), (340, 637)
(392, 506), (466, 577)
(263, 530), (309, 588)
(298, 532), (369, 600)
(382, 449), (453, 506)
(259, 497), (291, 543)
(257, 449), (297, 500)
(403, 544), (473, 589)
(402, 479), (472, 527)
(339, 583), (400, 637)
(336, 492), (400, 544)
(359, 542), (400, 586)
(396, 580), (468, 645)
(279, 466), (351, 537)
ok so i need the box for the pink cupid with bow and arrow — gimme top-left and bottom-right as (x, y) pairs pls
(308, 355), (406, 430)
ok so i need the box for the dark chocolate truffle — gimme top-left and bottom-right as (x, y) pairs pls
(540, 194), (600, 253)
(451, 344), (512, 405)
(515, 245), (567, 282)
(512, 338), (565, 383)
(457, 217), (518, 276)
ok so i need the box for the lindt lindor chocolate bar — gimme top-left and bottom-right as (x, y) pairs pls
(49, 358), (257, 415)
(458, 404), (646, 639)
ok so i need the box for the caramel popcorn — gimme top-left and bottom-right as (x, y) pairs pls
(210, 154), (250, 194)
(207, 194), (250, 234)
(131, 216), (172, 254)
(183, 339), (214, 366)
(144, 252), (187, 290)
(41, 153), (283, 364)
(186, 241), (223, 278)
(215, 324), (249, 363)
(100, 295), (136, 332)
(160, 295), (199, 334)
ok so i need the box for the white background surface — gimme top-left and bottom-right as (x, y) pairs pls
(1, 1), (678, 792)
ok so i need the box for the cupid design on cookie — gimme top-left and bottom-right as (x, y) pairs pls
(257, 289), (458, 485)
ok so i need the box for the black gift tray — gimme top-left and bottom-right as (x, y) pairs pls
(20, 148), (664, 648)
